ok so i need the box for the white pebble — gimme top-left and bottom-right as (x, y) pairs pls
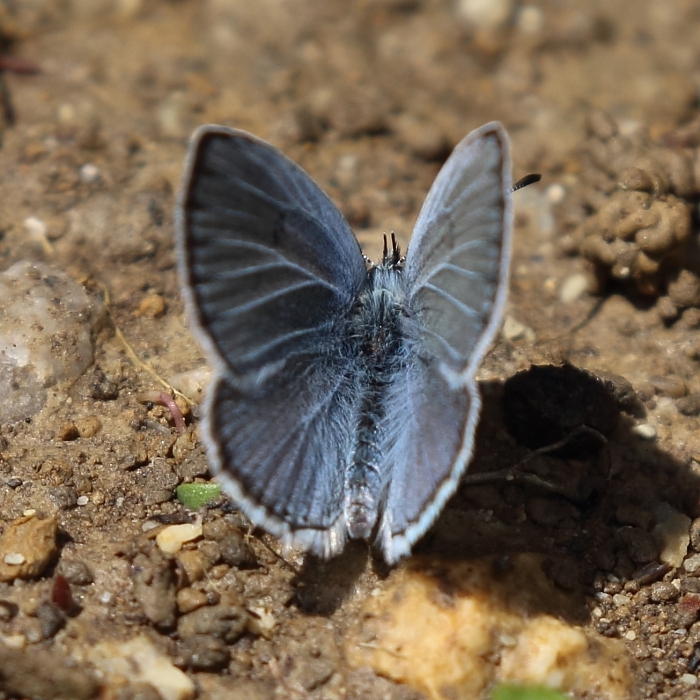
(3, 553), (25, 566)
(23, 216), (47, 239)
(79, 163), (100, 183)
(546, 183), (566, 205)
(681, 674), (698, 686)
(559, 273), (589, 303)
(501, 314), (536, 342)
(624, 630), (636, 641)
(633, 423), (657, 440)
(76, 495), (89, 506)
(456, 0), (513, 29)
(612, 594), (630, 607)
(684, 553), (700, 573)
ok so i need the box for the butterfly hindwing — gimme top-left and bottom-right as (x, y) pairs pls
(376, 354), (473, 562)
(204, 353), (361, 557)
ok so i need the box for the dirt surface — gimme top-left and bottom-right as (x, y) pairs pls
(2, 1), (700, 698)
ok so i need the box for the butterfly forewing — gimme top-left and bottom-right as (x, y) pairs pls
(177, 126), (366, 379)
(376, 355), (473, 563)
(405, 122), (512, 378)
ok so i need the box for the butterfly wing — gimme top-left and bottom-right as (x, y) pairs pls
(405, 122), (512, 377)
(177, 126), (366, 381)
(176, 126), (366, 554)
(204, 355), (360, 557)
(377, 122), (513, 562)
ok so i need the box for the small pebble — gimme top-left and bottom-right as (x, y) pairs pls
(4, 553), (25, 566)
(685, 553), (700, 573)
(90, 369), (119, 401)
(79, 163), (100, 183)
(76, 496), (89, 506)
(681, 674), (699, 686)
(501, 314), (535, 342)
(23, 216), (48, 244)
(49, 486), (78, 510)
(649, 374), (686, 398)
(457, 0), (514, 30)
(0, 261), (104, 424)
(76, 416), (102, 438)
(651, 581), (680, 602)
(546, 183), (566, 204)
(624, 630), (636, 641)
(653, 503), (691, 568)
(137, 294), (167, 318)
(59, 559), (93, 586)
(559, 273), (589, 303)
(678, 394), (700, 416)
(612, 594), (630, 607)
(0, 515), (58, 582)
(36, 601), (66, 638)
(156, 519), (203, 554)
(633, 423), (657, 440)
(177, 550), (208, 583)
(177, 588), (209, 614)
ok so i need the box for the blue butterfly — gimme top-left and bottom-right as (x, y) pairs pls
(176, 122), (513, 563)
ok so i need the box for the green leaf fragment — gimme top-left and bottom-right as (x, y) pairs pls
(175, 483), (222, 509)
(490, 684), (569, 700)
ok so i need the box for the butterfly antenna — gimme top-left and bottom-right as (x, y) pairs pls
(510, 173), (541, 193)
(382, 234), (389, 261)
(391, 232), (401, 260)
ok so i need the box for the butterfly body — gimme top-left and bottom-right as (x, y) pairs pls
(345, 244), (411, 541)
(177, 122), (513, 563)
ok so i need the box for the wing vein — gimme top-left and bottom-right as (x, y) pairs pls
(421, 283), (480, 319)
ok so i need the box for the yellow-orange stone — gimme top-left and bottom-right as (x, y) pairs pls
(346, 554), (632, 700)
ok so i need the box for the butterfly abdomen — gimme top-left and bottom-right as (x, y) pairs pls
(344, 265), (409, 540)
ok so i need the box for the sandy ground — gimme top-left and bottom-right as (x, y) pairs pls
(1, 1), (700, 698)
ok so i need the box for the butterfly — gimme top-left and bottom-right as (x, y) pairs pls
(176, 122), (516, 564)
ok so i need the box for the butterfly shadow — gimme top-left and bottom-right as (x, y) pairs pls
(411, 365), (700, 624)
